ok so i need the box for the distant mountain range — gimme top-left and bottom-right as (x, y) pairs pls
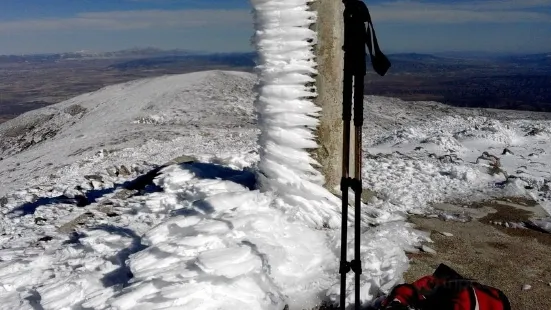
(0, 47), (202, 63)
(387, 52), (551, 68)
(109, 51), (551, 73)
(2, 48), (549, 69)
(0, 47), (551, 74)
(108, 52), (256, 70)
(1, 48), (549, 114)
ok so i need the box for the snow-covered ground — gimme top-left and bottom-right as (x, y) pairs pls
(0, 70), (257, 198)
(361, 96), (551, 217)
(1, 71), (550, 309)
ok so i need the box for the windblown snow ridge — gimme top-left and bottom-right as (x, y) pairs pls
(251, 0), (342, 229)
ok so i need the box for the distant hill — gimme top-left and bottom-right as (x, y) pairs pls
(0, 47), (201, 63)
(108, 52), (257, 70)
(497, 53), (551, 67)
(388, 53), (446, 62)
(2, 48), (549, 71)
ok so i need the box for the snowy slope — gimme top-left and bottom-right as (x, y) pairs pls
(0, 71), (550, 309)
(0, 70), (257, 197)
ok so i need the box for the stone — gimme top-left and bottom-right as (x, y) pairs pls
(79, 181), (93, 191)
(526, 128), (542, 136)
(361, 189), (378, 203)
(84, 174), (104, 182)
(91, 180), (103, 190)
(38, 236), (53, 242)
(119, 165), (131, 176)
(112, 189), (138, 200)
(106, 166), (118, 177)
(165, 155), (196, 166)
(421, 245), (437, 255)
(0, 197), (8, 207)
(34, 217), (47, 225)
(502, 148), (514, 155)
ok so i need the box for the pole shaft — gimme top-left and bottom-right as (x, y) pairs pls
(353, 72), (364, 310)
(340, 53), (353, 310)
(341, 0), (390, 308)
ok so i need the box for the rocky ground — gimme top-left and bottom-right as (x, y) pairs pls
(405, 198), (551, 310)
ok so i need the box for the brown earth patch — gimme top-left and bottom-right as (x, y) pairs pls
(406, 215), (551, 310)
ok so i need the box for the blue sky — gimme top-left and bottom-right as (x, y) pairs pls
(0, 0), (550, 55)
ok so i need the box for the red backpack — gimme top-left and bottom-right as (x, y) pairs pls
(380, 264), (511, 310)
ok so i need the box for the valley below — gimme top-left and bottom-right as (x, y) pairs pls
(1, 50), (550, 124)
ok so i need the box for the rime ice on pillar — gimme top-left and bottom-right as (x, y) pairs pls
(250, 0), (342, 228)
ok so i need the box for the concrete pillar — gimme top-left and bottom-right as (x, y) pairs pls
(310, 0), (351, 192)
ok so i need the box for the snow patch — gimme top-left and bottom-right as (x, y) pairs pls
(109, 164), (338, 310)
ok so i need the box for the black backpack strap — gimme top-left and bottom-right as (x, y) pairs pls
(497, 289), (512, 310)
(361, 3), (391, 76)
(433, 263), (466, 280)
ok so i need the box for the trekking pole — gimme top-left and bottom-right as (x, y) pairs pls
(340, 1), (391, 309)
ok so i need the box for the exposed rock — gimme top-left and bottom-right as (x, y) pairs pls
(34, 217), (47, 225)
(421, 245), (437, 255)
(118, 165), (131, 176)
(526, 128), (543, 136)
(90, 180), (103, 190)
(84, 175), (104, 182)
(96, 205), (119, 218)
(165, 155), (197, 166)
(103, 181), (114, 189)
(111, 189), (138, 200)
(131, 164), (145, 174)
(64, 104), (87, 116)
(502, 148), (514, 155)
(106, 166), (118, 177)
(361, 189), (378, 203)
(522, 284), (532, 291)
(33, 136), (43, 144)
(63, 187), (82, 199)
(38, 236), (53, 242)
(79, 181), (93, 191)
(439, 231), (454, 237)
